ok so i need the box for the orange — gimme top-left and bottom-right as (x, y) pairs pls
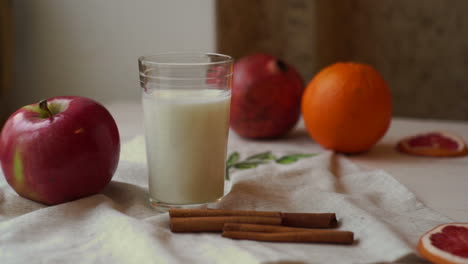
(418, 223), (468, 264)
(301, 62), (392, 153)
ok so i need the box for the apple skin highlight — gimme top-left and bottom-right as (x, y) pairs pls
(0, 96), (120, 205)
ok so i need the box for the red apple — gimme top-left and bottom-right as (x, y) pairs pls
(230, 53), (304, 139)
(0, 96), (120, 205)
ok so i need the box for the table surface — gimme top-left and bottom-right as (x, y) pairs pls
(105, 100), (468, 222)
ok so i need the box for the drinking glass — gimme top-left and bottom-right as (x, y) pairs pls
(138, 52), (233, 211)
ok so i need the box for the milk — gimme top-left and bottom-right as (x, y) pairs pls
(142, 89), (230, 205)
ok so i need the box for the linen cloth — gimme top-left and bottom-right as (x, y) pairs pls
(0, 132), (450, 264)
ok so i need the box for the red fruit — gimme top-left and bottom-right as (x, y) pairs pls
(0, 96), (120, 205)
(397, 131), (468, 157)
(418, 223), (468, 264)
(230, 53), (304, 139)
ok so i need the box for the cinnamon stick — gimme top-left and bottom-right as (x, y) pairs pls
(170, 216), (282, 233)
(169, 208), (280, 218)
(169, 208), (337, 228)
(281, 213), (338, 228)
(223, 223), (331, 233)
(222, 229), (354, 244)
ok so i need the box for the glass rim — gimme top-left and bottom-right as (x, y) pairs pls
(138, 52), (233, 66)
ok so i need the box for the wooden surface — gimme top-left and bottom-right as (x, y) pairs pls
(216, 0), (468, 121)
(0, 0), (14, 126)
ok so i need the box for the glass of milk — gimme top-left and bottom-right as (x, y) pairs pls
(138, 53), (233, 210)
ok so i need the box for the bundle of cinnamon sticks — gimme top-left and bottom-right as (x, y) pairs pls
(169, 208), (354, 245)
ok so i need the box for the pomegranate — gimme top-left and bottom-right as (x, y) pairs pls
(230, 53), (304, 139)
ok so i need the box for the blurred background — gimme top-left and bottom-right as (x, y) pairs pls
(1, 0), (467, 125)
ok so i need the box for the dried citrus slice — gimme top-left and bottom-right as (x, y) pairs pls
(418, 223), (468, 264)
(397, 131), (468, 157)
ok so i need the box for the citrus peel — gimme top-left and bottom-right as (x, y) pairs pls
(418, 223), (468, 264)
(397, 131), (468, 157)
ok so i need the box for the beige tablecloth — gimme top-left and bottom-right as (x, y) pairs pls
(0, 127), (454, 263)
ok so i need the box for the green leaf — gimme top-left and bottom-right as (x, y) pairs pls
(285, 153), (318, 159)
(233, 161), (265, 169)
(246, 151), (276, 161)
(275, 153), (317, 164)
(226, 152), (240, 167)
(275, 156), (299, 164)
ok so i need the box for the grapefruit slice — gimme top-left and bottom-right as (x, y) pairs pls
(397, 131), (468, 157)
(418, 223), (468, 264)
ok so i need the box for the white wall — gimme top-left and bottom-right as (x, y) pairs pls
(10, 0), (215, 110)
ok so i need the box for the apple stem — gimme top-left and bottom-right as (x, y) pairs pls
(276, 60), (288, 72)
(39, 99), (53, 118)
